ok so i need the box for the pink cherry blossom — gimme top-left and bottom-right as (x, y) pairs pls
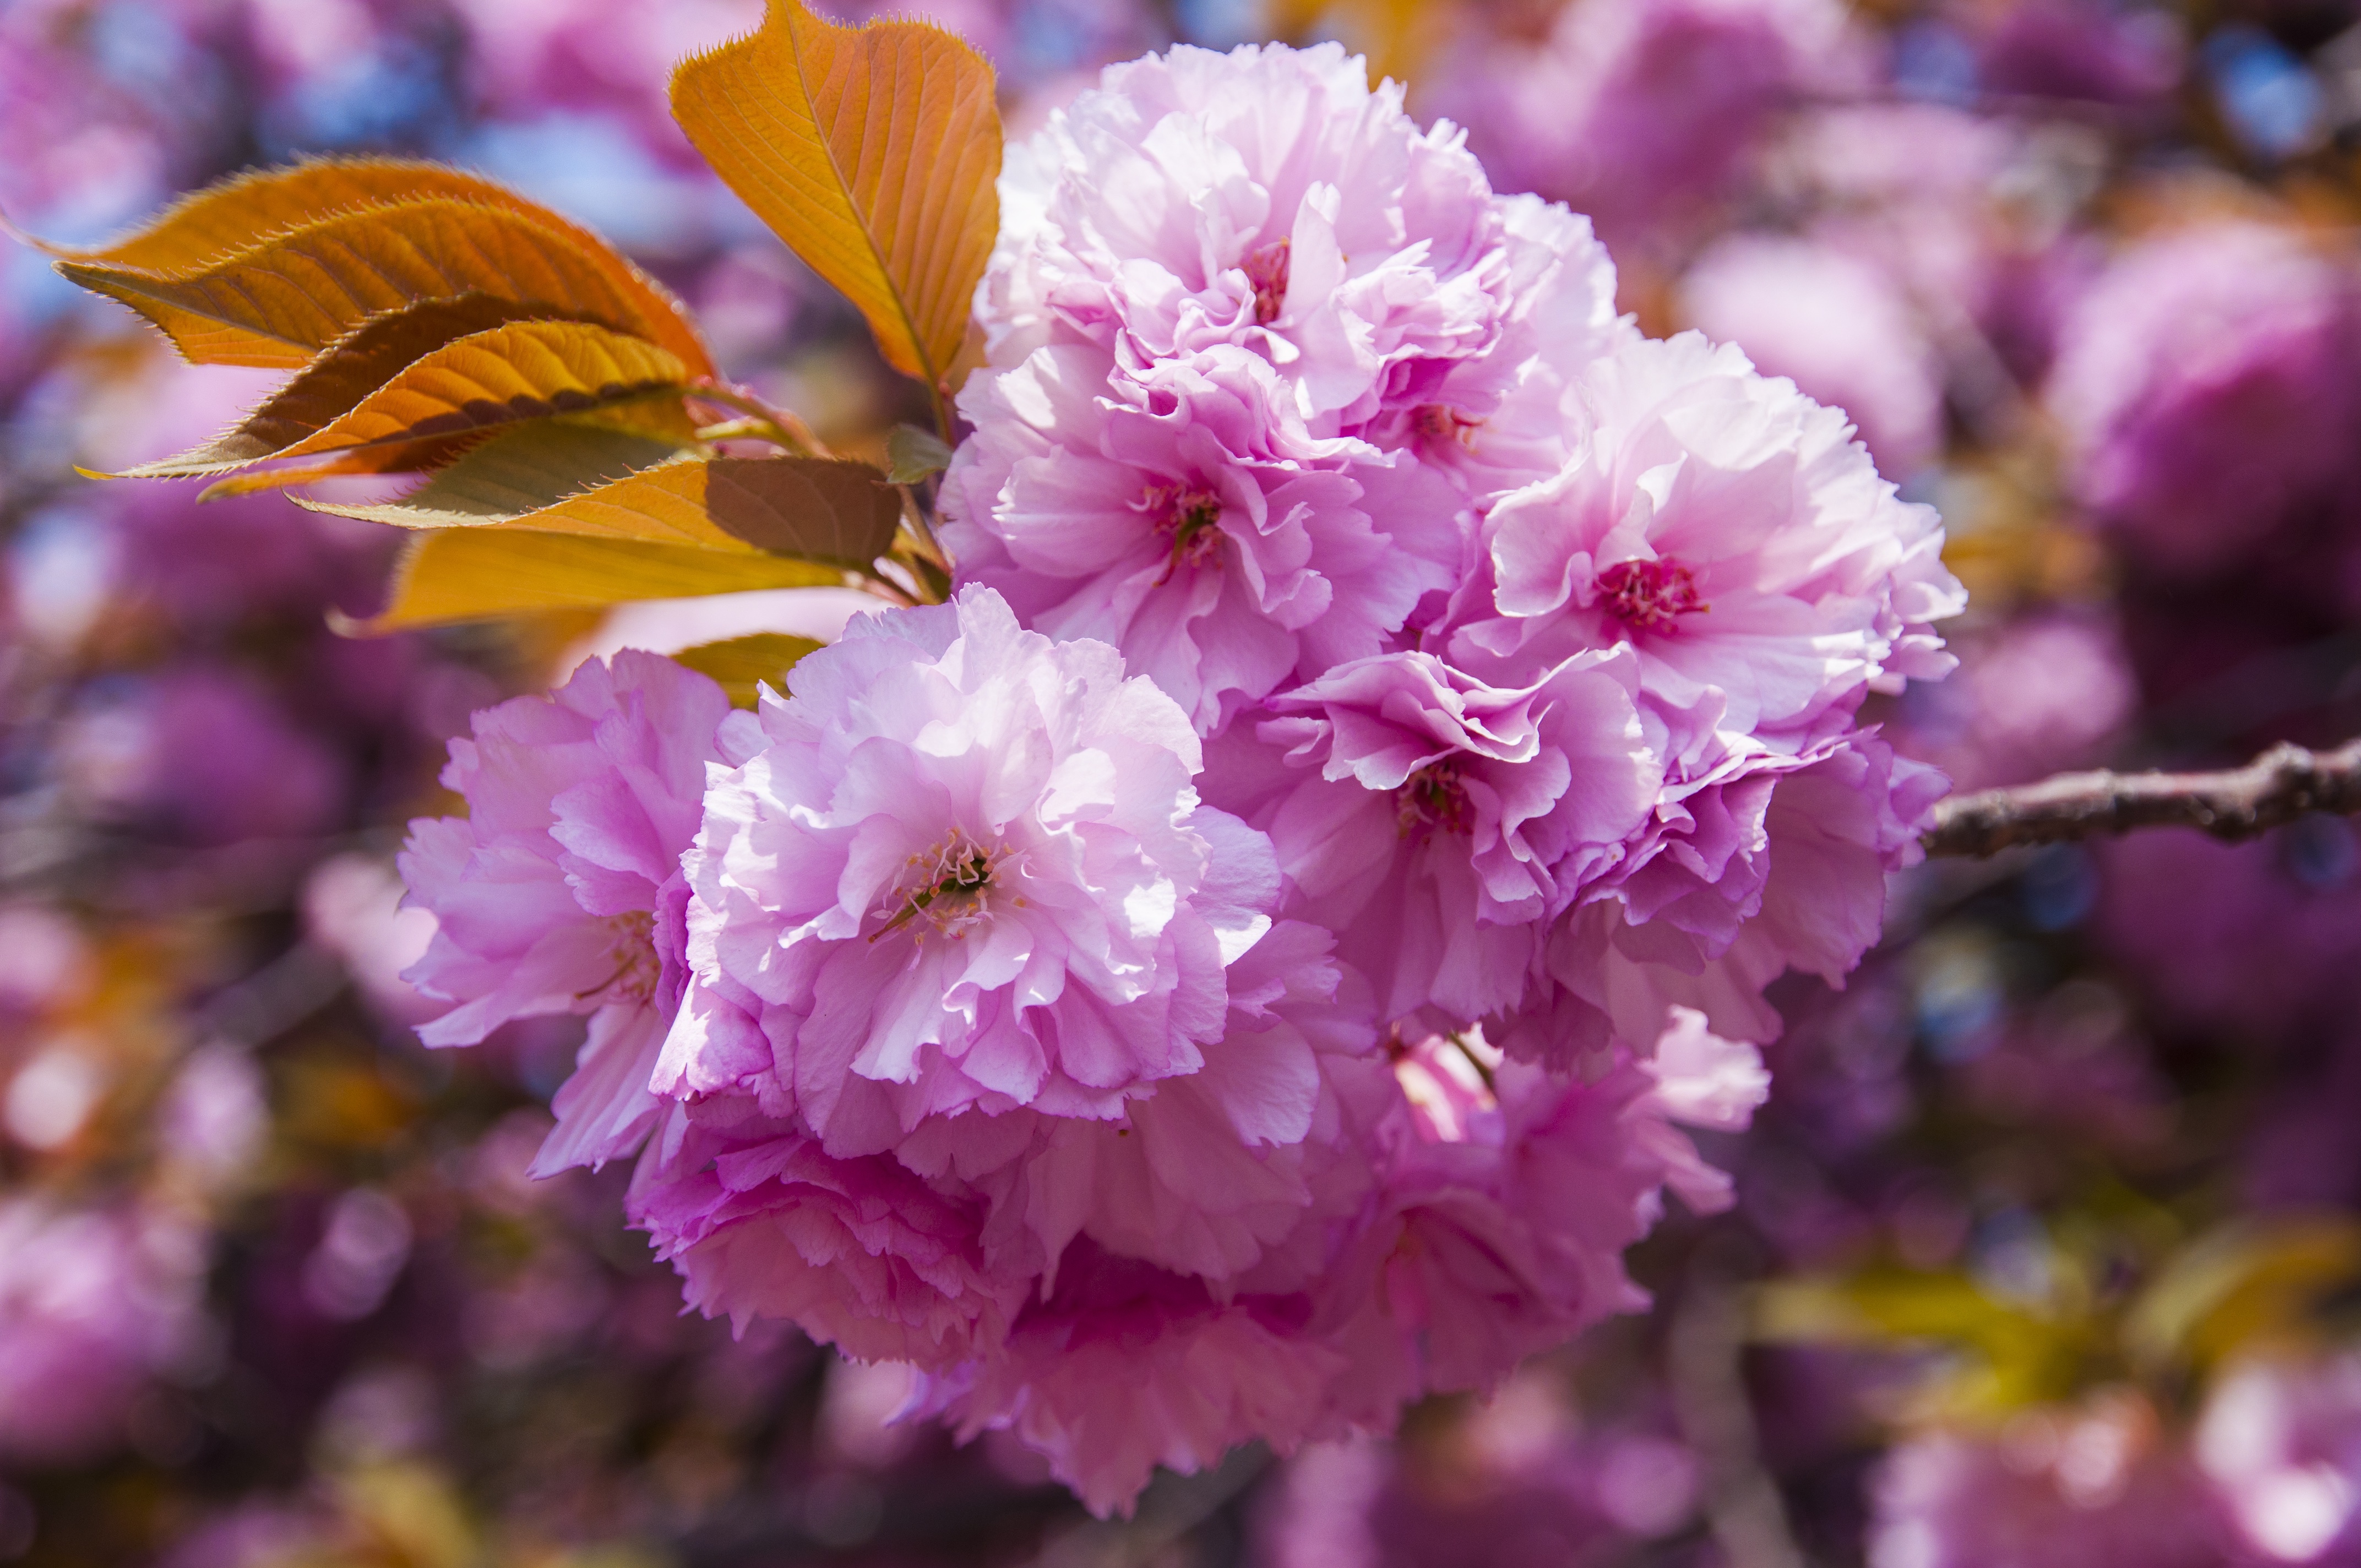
(1448, 332), (1963, 759)
(904, 1011), (1765, 1516)
(907, 1242), (1350, 1516)
(633, 915), (1372, 1377)
(948, 40), (1636, 733)
(933, 917), (1378, 1288)
(1316, 1017), (1765, 1426)
(627, 1104), (1028, 1370)
(980, 41), (1558, 437)
(651, 586), (1283, 1150)
(1494, 730), (1944, 1069)
(1212, 645), (1661, 1028)
(399, 650), (734, 1177)
(942, 342), (1460, 734)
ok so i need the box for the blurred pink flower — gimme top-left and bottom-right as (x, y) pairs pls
(2047, 222), (2361, 578)
(59, 665), (350, 846)
(1424, 0), (1859, 253)
(303, 853), (441, 1028)
(1869, 1402), (2240, 1568)
(1682, 232), (1945, 476)
(444, 0), (759, 161)
(2095, 820), (2361, 1042)
(1894, 610), (2137, 790)
(2199, 1354), (2361, 1564)
(0, 1199), (206, 1467)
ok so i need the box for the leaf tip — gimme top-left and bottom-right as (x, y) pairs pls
(0, 203), (56, 258)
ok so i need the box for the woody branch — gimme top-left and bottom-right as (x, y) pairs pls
(1922, 737), (2361, 859)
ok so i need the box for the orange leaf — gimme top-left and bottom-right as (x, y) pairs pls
(671, 0), (1001, 392)
(173, 323), (689, 492)
(58, 196), (713, 375)
(35, 157), (537, 274)
(358, 530), (858, 631)
(318, 431), (902, 628)
(299, 419), (896, 552)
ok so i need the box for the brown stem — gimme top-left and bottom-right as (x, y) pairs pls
(1921, 737), (2361, 859)
(688, 383), (829, 458)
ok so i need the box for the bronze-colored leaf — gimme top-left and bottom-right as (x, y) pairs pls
(179, 323), (689, 491)
(671, 633), (825, 707)
(358, 532), (856, 631)
(671, 0), (1001, 391)
(117, 297), (581, 479)
(59, 197), (714, 374)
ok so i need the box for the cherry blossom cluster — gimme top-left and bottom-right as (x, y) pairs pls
(398, 41), (1961, 1513)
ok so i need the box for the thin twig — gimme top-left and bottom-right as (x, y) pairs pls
(1922, 737), (2361, 859)
(1672, 1249), (1813, 1568)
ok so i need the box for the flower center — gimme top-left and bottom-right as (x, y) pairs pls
(1142, 484), (1226, 586)
(1397, 756), (1476, 839)
(872, 831), (1013, 944)
(1244, 237), (1291, 325)
(1411, 404), (1481, 449)
(581, 911), (659, 1003)
(1596, 558), (1708, 634)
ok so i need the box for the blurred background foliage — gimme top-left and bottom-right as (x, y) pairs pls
(7, 0), (2361, 1562)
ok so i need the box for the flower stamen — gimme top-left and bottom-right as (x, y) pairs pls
(1411, 404), (1482, 449)
(1397, 756), (1476, 839)
(872, 831), (1012, 943)
(1596, 558), (1708, 634)
(575, 911), (659, 1002)
(1244, 237), (1291, 325)
(1141, 484), (1227, 586)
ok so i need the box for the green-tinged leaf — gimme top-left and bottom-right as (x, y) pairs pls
(2125, 1215), (2361, 1371)
(886, 423), (955, 483)
(116, 298), (596, 478)
(359, 532), (855, 630)
(198, 446), (485, 499)
(1755, 1270), (2093, 1417)
(671, 0), (1000, 390)
(58, 198), (714, 374)
(671, 633), (825, 707)
(303, 423), (693, 526)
